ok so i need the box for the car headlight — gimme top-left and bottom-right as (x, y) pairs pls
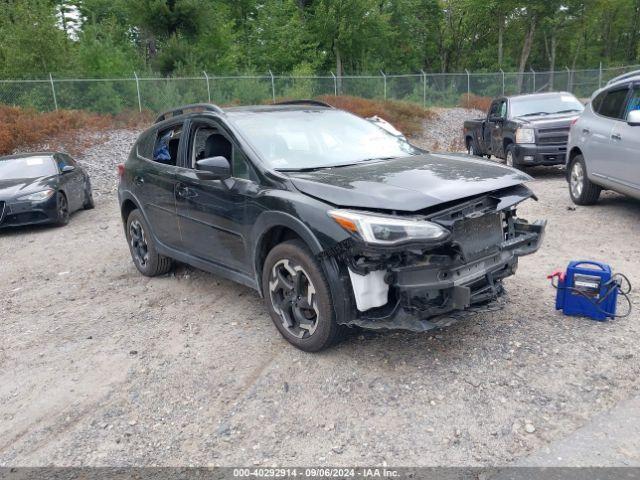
(18, 189), (55, 202)
(328, 209), (450, 245)
(515, 128), (535, 144)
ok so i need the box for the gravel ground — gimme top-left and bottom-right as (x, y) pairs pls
(1, 112), (640, 467)
(415, 107), (483, 151)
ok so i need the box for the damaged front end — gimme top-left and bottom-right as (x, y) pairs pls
(325, 184), (546, 332)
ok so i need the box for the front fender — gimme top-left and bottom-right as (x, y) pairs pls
(250, 209), (353, 323)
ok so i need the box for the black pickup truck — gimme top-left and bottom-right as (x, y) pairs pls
(463, 92), (584, 168)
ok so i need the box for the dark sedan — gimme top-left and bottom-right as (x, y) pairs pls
(0, 152), (94, 228)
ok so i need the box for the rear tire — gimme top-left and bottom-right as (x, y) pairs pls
(466, 139), (479, 156)
(125, 209), (173, 276)
(569, 155), (601, 205)
(83, 185), (95, 210)
(262, 239), (343, 352)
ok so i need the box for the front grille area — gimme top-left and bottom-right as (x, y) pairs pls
(0, 201), (5, 224)
(3, 211), (49, 226)
(451, 213), (504, 262)
(537, 126), (570, 145)
(538, 135), (568, 145)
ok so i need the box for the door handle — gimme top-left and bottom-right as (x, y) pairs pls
(133, 176), (145, 186)
(611, 132), (622, 141)
(582, 128), (591, 135)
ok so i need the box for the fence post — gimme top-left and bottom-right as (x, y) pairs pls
(500, 69), (505, 95)
(203, 71), (211, 103)
(531, 68), (536, 92)
(268, 69), (276, 103)
(380, 70), (387, 100)
(331, 71), (337, 96)
(465, 69), (470, 104)
(420, 69), (427, 108)
(598, 62), (603, 88)
(49, 73), (58, 111)
(133, 71), (142, 112)
(566, 67), (572, 92)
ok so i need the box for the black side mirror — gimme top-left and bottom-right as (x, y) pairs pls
(61, 165), (75, 173)
(196, 156), (231, 180)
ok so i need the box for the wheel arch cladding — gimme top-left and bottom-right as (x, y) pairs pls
(120, 198), (138, 223)
(252, 212), (323, 294)
(568, 147), (582, 162)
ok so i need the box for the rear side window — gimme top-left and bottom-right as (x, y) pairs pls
(597, 88), (629, 119)
(591, 91), (606, 112)
(153, 125), (183, 166)
(136, 131), (155, 159)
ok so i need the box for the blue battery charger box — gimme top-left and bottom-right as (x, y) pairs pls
(549, 261), (618, 321)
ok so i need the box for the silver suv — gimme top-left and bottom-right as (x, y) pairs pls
(566, 70), (640, 204)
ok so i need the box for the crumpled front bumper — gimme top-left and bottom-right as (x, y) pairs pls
(346, 219), (545, 332)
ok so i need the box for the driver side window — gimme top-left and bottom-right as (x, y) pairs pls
(190, 123), (256, 181)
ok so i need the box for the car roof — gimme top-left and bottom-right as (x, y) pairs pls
(508, 91), (576, 101)
(152, 100), (335, 127)
(0, 152), (58, 161)
(224, 104), (331, 114)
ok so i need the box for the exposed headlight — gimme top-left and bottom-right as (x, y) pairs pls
(18, 189), (55, 202)
(515, 128), (535, 144)
(328, 209), (449, 245)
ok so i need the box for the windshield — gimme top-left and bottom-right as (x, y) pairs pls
(229, 109), (420, 170)
(0, 156), (57, 180)
(510, 94), (584, 118)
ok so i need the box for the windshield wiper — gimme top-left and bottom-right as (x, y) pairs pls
(355, 156), (397, 163)
(518, 111), (550, 117)
(554, 109), (581, 114)
(275, 157), (398, 172)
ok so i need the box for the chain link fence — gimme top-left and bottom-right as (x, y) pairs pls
(1, 65), (638, 115)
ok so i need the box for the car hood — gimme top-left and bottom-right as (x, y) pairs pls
(0, 176), (56, 200)
(515, 112), (580, 128)
(286, 153), (532, 212)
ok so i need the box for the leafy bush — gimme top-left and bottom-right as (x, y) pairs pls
(0, 105), (148, 155)
(458, 94), (492, 112)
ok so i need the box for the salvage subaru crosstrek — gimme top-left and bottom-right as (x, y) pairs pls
(118, 101), (546, 351)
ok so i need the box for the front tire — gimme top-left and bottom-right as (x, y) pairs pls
(54, 192), (70, 226)
(505, 144), (517, 168)
(569, 155), (601, 205)
(125, 209), (173, 276)
(262, 240), (343, 352)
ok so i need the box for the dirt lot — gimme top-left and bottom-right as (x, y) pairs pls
(1, 116), (640, 467)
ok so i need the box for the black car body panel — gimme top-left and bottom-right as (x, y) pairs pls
(288, 153), (531, 211)
(0, 152), (91, 228)
(464, 93), (582, 166)
(119, 103), (546, 333)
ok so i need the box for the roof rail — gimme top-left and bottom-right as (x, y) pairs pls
(273, 99), (334, 108)
(606, 69), (640, 86)
(154, 103), (224, 123)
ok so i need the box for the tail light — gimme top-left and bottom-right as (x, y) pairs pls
(117, 163), (125, 180)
